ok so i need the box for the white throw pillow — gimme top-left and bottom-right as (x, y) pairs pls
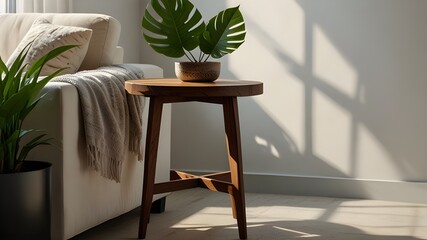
(6, 18), (93, 76)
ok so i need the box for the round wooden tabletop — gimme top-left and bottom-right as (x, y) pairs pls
(125, 78), (263, 97)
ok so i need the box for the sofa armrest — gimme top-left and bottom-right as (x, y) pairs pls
(124, 63), (164, 78)
(22, 64), (170, 239)
(113, 46), (124, 64)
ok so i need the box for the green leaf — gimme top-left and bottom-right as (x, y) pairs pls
(142, 0), (205, 59)
(18, 132), (52, 162)
(199, 6), (246, 59)
(26, 68), (64, 105)
(19, 98), (41, 121)
(2, 129), (21, 170)
(25, 45), (77, 79)
(0, 43), (77, 173)
(0, 56), (7, 73)
(7, 44), (29, 78)
(2, 44), (30, 99)
(0, 87), (32, 119)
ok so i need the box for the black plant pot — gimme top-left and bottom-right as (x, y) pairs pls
(0, 161), (51, 240)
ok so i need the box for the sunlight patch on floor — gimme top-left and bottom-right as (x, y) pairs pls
(273, 225), (321, 238)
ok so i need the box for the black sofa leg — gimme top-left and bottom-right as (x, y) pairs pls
(150, 196), (166, 213)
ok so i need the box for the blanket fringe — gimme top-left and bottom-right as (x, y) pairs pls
(53, 65), (145, 182)
(88, 145), (123, 182)
(129, 133), (143, 160)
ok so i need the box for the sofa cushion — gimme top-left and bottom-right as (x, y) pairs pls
(6, 18), (92, 76)
(0, 13), (121, 70)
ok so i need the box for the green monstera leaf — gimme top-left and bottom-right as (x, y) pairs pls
(142, 0), (206, 59)
(199, 6), (246, 59)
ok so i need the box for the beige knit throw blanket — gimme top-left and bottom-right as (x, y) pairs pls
(52, 64), (145, 182)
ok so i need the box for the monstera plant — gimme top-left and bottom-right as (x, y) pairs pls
(142, 0), (246, 81)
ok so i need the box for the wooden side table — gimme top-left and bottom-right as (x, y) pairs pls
(125, 79), (263, 239)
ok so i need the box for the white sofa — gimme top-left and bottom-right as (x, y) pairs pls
(0, 13), (170, 239)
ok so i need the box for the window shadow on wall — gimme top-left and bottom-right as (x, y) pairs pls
(221, 0), (427, 186)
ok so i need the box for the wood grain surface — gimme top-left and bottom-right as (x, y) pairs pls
(125, 79), (263, 97)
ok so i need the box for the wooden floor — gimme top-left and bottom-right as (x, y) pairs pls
(72, 188), (427, 240)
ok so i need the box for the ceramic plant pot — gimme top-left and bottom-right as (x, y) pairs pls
(0, 161), (52, 239)
(175, 61), (221, 82)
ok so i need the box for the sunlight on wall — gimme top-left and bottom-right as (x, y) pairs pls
(313, 24), (358, 98)
(284, 1), (306, 66)
(311, 24), (363, 176)
(232, 0), (305, 67)
(356, 123), (400, 179)
(310, 23), (401, 179)
(313, 89), (352, 174)
(239, 0), (306, 66)
(166, 0), (427, 190)
(228, 0), (307, 153)
(255, 136), (281, 158)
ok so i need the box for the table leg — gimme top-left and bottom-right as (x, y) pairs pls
(138, 97), (163, 239)
(223, 97), (247, 239)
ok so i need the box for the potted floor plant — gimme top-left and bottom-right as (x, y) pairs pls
(0, 44), (75, 239)
(142, 0), (246, 82)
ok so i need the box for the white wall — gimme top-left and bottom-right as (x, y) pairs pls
(140, 0), (427, 202)
(72, 0), (427, 202)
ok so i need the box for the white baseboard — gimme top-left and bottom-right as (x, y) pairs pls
(178, 169), (427, 204)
